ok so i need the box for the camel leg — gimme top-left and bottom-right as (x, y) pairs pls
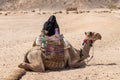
(65, 45), (82, 68)
(64, 48), (71, 68)
(19, 50), (45, 72)
(64, 43), (81, 68)
(70, 61), (86, 68)
(18, 62), (36, 71)
(64, 48), (81, 68)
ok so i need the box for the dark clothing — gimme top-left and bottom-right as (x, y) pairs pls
(42, 15), (60, 36)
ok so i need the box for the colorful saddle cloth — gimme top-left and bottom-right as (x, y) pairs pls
(42, 35), (65, 70)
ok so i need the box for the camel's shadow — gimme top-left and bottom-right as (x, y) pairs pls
(87, 63), (117, 66)
(43, 63), (117, 73)
(43, 65), (86, 73)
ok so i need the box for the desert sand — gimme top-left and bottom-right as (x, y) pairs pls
(0, 10), (120, 80)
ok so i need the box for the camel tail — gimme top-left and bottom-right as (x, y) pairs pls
(5, 68), (26, 80)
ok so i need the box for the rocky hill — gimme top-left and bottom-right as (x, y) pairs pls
(0, 0), (120, 10)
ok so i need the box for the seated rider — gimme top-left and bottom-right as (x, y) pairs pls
(42, 15), (60, 38)
(33, 15), (69, 53)
(40, 15), (61, 48)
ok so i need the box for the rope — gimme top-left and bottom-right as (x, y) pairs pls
(86, 45), (94, 64)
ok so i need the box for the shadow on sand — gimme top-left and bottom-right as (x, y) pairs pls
(87, 63), (117, 66)
(44, 63), (117, 73)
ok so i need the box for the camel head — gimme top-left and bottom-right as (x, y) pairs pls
(83, 32), (102, 46)
(85, 32), (102, 40)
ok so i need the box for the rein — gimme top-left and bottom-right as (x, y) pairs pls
(82, 39), (95, 64)
(86, 44), (94, 64)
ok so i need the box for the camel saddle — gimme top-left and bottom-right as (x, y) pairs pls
(41, 35), (65, 70)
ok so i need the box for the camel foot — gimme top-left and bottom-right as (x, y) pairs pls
(18, 63), (31, 71)
(79, 61), (86, 68)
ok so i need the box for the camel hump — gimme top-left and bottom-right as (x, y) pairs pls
(4, 68), (26, 80)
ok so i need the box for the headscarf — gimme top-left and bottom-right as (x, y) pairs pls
(48, 15), (56, 23)
(43, 15), (60, 36)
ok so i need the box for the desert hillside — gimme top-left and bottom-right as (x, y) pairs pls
(0, 0), (120, 10)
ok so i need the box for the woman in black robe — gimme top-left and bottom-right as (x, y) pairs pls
(42, 15), (60, 37)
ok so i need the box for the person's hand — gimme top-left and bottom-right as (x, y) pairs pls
(44, 30), (48, 35)
(55, 33), (60, 38)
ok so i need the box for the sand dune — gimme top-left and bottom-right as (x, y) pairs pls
(0, 10), (120, 80)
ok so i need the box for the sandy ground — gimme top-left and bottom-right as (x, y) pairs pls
(0, 10), (120, 80)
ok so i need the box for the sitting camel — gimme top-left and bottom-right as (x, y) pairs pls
(5, 31), (102, 80)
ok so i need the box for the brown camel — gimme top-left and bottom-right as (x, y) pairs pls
(5, 31), (102, 80)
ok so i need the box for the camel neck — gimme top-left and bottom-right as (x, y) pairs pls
(81, 43), (92, 60)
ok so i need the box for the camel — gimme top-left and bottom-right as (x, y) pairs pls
(5, 31), (102, 80)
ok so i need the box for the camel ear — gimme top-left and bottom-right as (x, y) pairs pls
(98, 33), (102, 40)
(94, 33), (102, 40)
(85, 32), (87, 35)
(32, 39), (36, 47)
(89, 32), (93, 37)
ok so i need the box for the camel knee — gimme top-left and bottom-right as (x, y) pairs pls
(69, 61), (86, 68)
(18, 62), (45, 72)
(18, 62), (32, 71)
(31, 64), (45, 72)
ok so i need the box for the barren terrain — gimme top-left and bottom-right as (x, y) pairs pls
(0, 10), (120, 80)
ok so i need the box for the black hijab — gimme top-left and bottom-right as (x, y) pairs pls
(43, 15), (60, 36)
